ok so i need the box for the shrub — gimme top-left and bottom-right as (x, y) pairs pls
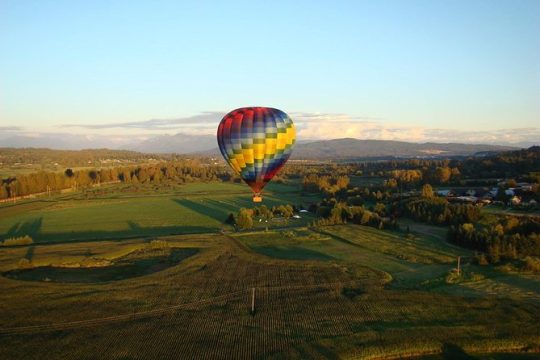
(2, 235), (33, 246)
(474, 253), (489, 265)
(150, 239), (169, 249)
(522, 256), (540, 273)
(496, 263), (518, 274)
(18, 258), (33, 269)
(445, 270), (462, 284)
(282, 231), (295, 238)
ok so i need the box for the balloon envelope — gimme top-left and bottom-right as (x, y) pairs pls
(217, 107), (295, 201)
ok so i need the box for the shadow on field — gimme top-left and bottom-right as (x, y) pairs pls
(173, 199), (230, 223)
(441, 343), (477, 359)
(6, 218), (43, 238)
(25, 246), (35, 261)
(5, 248), (199, 283)
(1, 222), (215, 246)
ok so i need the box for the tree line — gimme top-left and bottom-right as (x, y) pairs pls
(448, 216), (540, 263)
(232, 205), (295, 230)
(0, 147), (174, 167)
(400, 197), (481, 226)
(1, 160), (231, 199)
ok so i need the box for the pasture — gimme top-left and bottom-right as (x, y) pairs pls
(0, 182), (319, 244)
(1, 230), (539, 359)
(0, 182), (539, 359)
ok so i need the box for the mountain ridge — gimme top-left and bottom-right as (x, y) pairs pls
(290, 138), (519, 159)
(0, 133), (522, 159)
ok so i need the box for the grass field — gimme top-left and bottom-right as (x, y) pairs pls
(1, 230), (539, 359)
(234, 225), (540, 302)
(0, 182), (320, 244)
(0, 182), (539, 359)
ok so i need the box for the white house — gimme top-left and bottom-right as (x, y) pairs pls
(505, 189), (515, 196)
(437, 190), (452, 197)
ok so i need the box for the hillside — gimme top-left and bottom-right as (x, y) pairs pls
(0, 139), (523, 167)
(0, 148), (172, 168)
(290, 138), (519, 160)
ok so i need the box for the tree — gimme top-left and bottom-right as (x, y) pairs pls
(336, 176), (350, 189)
(88, 170), (99, 183)
(385, 178), (398, 188)
(507, 178), (517, 188)
(225, 213), (236, 224)
(450, 167), (461, 181)
(435, 167), (451, 183)
(258, 205), (272, 220)
(374, 202), (386, 216)
(0, 185), (8, 199)
(236, 208), (253, 230)
(421, 184), (434, 198)
(360, 211), (372, 225)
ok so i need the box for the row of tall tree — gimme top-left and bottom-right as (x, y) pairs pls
(1, 160), (231, 199)
(233, 204), (296, 230)
(302, 174), (350, 195)
(400, 197), (481, 225)
(0, 147), (173, 167)
(448, 217), (540, 263)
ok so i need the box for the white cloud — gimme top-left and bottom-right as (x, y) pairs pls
(62, 112), (225, 131)
(293, 112), (539, 145)
(1, 111), (538, 147)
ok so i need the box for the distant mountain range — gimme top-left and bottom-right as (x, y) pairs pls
(197, 138), (519, 159)
(132, 136), (519, 159)
(290, 138), (518, 160)
(0, 132), (522, 160)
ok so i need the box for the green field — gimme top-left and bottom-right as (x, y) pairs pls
(0, 182), (319, 244)
(0, 182), (539, 359)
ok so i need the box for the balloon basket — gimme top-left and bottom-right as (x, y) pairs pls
(253, 195), (263, 202)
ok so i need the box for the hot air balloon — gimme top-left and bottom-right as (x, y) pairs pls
(217, 107), (296, 202)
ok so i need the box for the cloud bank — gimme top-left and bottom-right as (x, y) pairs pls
(1, 111), (538, 148)
(62, 112), (224, 132)
(292, 113), (539, 145)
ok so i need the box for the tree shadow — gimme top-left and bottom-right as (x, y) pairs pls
(2, 219), (215, 246)
(19, 218), (43, 237)
(127, 221), (143, 232)
(25, 245), (35, 261)
(173, 199), (230, 223)
(6, 222), (21, 237)
(4, 218), (43, 238)
(441, 343), (477, 360)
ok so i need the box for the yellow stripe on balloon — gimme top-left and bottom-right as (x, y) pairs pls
(286, 125), (296, 145)
(253, 144), (265, 160)
(276, 132), (286, 150)
(265, 138), (277, 155)
(243, 149), (254, 165)
(229, 158), (242, 173)
(235, 153), (246, 169)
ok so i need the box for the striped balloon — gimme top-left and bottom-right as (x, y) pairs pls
(217, 107), (296, 202)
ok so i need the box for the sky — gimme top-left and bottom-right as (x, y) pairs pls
(1, 0), (539, 146)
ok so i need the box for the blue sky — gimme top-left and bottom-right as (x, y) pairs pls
(1, 0), (539, 145)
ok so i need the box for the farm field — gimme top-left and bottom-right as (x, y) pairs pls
(0, 182), (319, 244)
(237, 225), (540, 303)
(1, 231), (540, 359)
(1, 184), (539, 359)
